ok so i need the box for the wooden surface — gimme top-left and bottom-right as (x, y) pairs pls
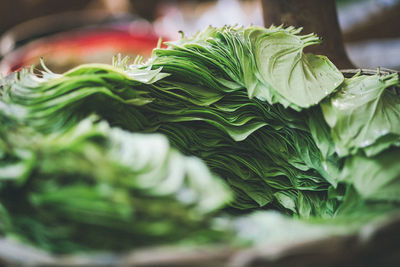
(261, 0), (353, 69)
(0, 212), (400, 266)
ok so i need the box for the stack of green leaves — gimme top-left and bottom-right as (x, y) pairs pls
(0, 111), (231, 253)
(1, 25), (400, 240)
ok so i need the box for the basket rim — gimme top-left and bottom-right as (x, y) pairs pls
(340, 67), (399, 77)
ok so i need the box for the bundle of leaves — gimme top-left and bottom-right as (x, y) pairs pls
(1, 25), (399, 252)
(0, 112), (231, 253)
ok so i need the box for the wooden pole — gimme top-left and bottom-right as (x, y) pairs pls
(261, 0), (353, 68)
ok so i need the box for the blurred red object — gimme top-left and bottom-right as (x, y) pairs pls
(0, 11), (165, 75)
(1, 29), (161, 74)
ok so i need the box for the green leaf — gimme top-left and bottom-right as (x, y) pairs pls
(340, 147), (400, 201)
(0, 117), (232, 252)
(321, 74), (400, 156)
(254, 31), (344, 110)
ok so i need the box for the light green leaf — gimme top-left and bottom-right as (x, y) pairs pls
(254, 31), (344, 109)
(340, 148), (400, 201)
(321, 74), (400, 156)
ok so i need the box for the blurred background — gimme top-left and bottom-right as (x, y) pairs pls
(0, 0), (399, 75)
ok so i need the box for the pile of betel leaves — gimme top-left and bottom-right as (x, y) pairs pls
(0, 25), (399, 253)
